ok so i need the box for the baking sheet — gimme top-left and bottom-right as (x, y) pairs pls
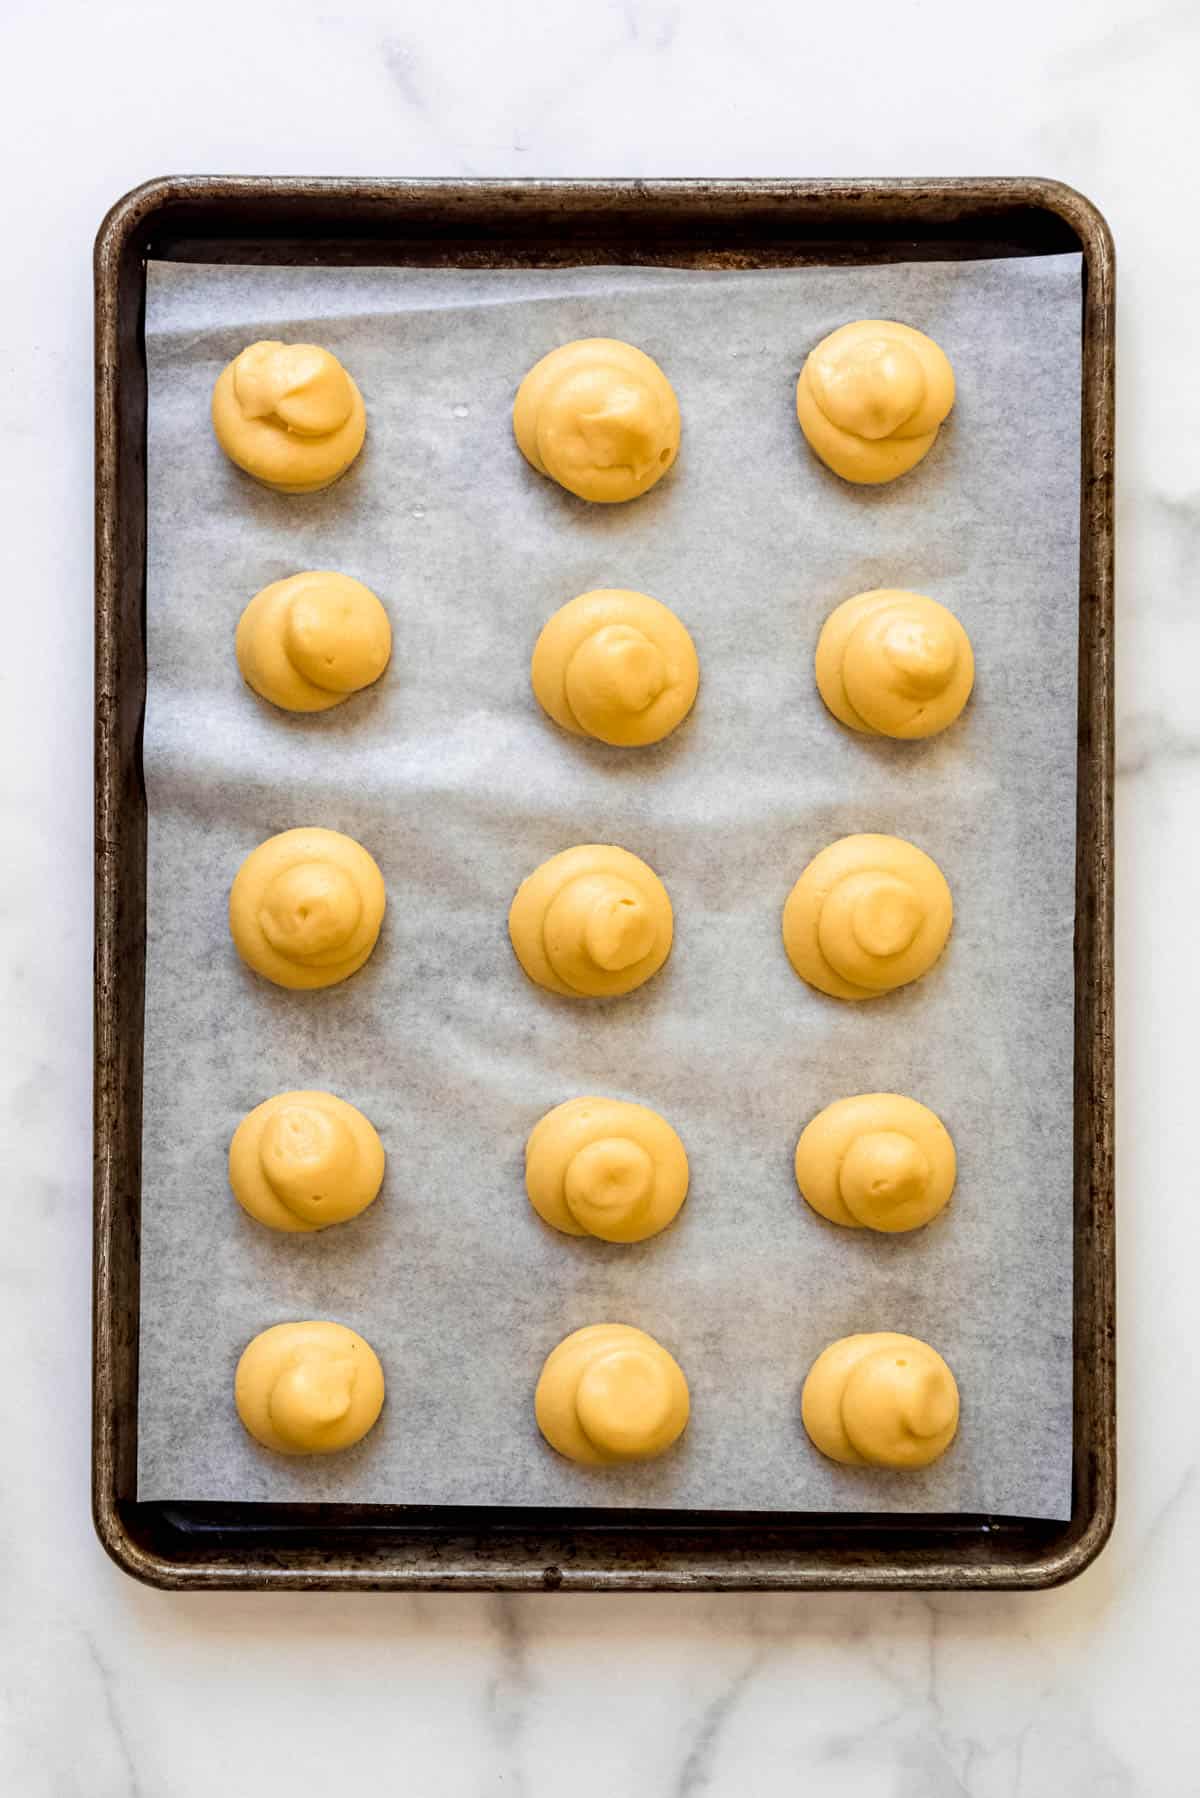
(138, 253), (1080, 1518)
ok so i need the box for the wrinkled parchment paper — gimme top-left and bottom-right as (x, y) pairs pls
(138, 253), (1080, 1517)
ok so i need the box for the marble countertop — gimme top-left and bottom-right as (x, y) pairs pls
(2, 0), (1193, 1791)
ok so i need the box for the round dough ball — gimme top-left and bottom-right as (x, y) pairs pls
(531, 589), (699, 747)
(795, 1093), (955, 1233)
(508, 844), (673, 999)
(796, 320), (954, 485)
(815, 590), (974, 740)
(211, 340), (366, 493)
(526, 1097), (689, 1243)
(229, 827), (385, 991)
(513, 338), (680, 503)
(782, 834), (952, 1002)
(236, 571), (391, 713)
(801, 1332), (959, 1468)
(230, 1090), (386, 1233)
(535, 1324), (690, 1464)
(235, 1320), (385, 1456)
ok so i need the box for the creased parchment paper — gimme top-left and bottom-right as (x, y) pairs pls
(139, 253), (1080, 1518)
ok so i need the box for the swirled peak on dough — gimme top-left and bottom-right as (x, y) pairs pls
(526, 1097), (689, 1242)
(230, 1090), (385, 1233)
(235, 1320), (385, 1456)
(236, 571), (391, 713)
(795, 1093), (955, 1233)
(229, 827), (385, 990)
(801, 1332), (959, 1468)
(782, 834), (952, 1001)
(535, 1324), (690, 1464)
(815, 590), (973, 740)
(531, 589), (699, 747)
(513, 338), (680, 503)
(508, 844), (673, 999)
(211, 340), (366, 492)
(796, 321), (954, 485)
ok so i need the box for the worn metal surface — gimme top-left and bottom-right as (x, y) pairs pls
(94, 177), (1114, 1591)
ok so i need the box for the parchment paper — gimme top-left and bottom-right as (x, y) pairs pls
(138, 253), (1080, 1518)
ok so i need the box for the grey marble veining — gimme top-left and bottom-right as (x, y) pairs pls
(1, 0), (1194, 1792)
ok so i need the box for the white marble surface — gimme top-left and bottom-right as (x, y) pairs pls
(0, 0), (1195, 1791)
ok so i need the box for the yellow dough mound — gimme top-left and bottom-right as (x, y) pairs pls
(230, 1090), (385, 1233)
(508, 844), (673, 999)
(782, 834), (952, 1001)
(801, 1332), (959, 1468)
(513, 338), (680, 503)
(796, 320), (954, 485)
(236, 571), (391, 713)
(229, 827), (385, 991)
(235, 1320), (385, 1456)
(535, 1324), (690, 1465)
(211, 340), (366, 493)
(815, 590), (973, 739)
(526, 1097), (689, 1243)
(795, 1093), (955, 1233)
(531, 588), (699, 747)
